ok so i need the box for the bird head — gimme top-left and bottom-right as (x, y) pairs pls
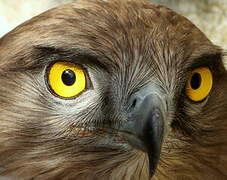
(0, 0), (226, 179)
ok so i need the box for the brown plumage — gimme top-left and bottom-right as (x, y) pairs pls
(0, 0), (226, 179)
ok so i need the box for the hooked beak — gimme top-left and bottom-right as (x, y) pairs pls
(119, 90), (165, 177)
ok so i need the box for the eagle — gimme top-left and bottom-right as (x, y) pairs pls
(0, 0), (226, 179)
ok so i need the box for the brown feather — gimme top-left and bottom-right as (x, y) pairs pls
(0, 0), (226, 179)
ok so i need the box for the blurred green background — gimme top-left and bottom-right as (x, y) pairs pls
(0, 0), (227, 50)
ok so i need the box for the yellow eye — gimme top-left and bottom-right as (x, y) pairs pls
(48, 61), (86, 98)
(186, 67), (213, 102)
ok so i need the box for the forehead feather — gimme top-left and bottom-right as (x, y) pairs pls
(0, 0), (221, 71)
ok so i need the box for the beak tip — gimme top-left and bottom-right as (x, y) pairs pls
(150, 155), (161, 178)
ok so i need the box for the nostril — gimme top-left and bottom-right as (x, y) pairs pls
(128, 94), (143, 111)
(130, 98), (137, 109)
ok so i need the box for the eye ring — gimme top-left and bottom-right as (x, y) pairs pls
(47, 61), (87, 98)
(186, 67), (213, 102)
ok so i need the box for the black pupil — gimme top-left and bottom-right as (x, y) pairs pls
(61, 69), (76, 86)
(190, 73), (201, 90)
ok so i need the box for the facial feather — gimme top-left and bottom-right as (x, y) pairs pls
(0, 0), (226, 179)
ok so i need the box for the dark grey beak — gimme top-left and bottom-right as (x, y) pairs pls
(119, 91), (165, 177)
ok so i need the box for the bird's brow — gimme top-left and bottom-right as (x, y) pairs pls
(32, 45), (110, 71)
(187, 53), (223, 71)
